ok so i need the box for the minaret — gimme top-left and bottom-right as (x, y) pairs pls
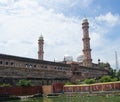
(82, 18), (92, 67)
(38, 35), (44, 60)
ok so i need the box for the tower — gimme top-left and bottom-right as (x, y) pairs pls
(38, 35), (44, 60)
(115, 51), (119, 71)
(82, 18), (92, 67)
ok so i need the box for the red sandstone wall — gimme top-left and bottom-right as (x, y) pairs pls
(64, 81), (120, 93)
(0, 86), (42, 96)
(73, 86), (81, 92)
(0, 82), (119, 96)
(91, 84), (103, 91)
(64, 86), (73, 92)
(52, 83), (64, 93)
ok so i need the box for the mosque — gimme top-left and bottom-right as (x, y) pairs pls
(0, 18), (110, 86)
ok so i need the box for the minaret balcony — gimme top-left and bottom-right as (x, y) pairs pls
(82, 38), (90, 40)
(82, 49), (91, 52)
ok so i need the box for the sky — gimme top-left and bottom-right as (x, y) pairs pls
(0, 0), (120, 69)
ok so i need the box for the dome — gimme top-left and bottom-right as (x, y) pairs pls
(39, 35), (43, 40)
(82, 18), (88, 23)
(64, 55), (73, 62)
(77, 55), (83, 62)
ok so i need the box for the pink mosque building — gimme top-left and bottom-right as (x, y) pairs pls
(0, 18), (110, 85)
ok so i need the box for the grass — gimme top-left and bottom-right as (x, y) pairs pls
(5, 95), (120, 102)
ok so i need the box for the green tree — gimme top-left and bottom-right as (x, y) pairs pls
(17, 79), (31, 87)
(75, 80), (81, 84)
(0, 83), (11, 87)
(111, 77), (118, 82)
(84, 79), (96, 84)
(109, 68), (117, 78)
(65, 81), (72, 85)
(99, 75), (112, 82)
(100, 63), (105, 68)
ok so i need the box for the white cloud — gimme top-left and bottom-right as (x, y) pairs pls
(90, 12), (120, 50)
(0, 0), (9, 4)
(95, 12), (120, 27)
(0, 0), (83, 61)
(0, 0), (120, 69)
(89, 13), (120, 68)
(46, 0), (93, 8)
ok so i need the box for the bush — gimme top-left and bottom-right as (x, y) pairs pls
(17, 79), (31, 87)
(65, 81), (72, 85)
(75, 80), (81, 84)
(0, 83), (11, 87)
(111, 77), (118, 82)
(99, 75), (112, 82)
(84, 79), (96, 84)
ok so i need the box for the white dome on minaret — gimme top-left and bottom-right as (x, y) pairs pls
(82, 18), (88, 23)
(39, 35), (43, 40)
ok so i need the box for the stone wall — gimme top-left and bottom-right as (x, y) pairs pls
(0, 86), (42, 96)
(70, 63), (109, 82)
(0, 54), (109, 85)
(64, 81), (120, 93)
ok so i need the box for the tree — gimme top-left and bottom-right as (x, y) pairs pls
(0, 83), (11, 87)
(84, 79), (96, 84)
(99, 75), (112, 82)
(109, 68), (117, 78)
(17, 79), (31, 87)
(65, 81), (72, 85)
(111, 77), (118, 82)
(75, 80), (81, 84)
(100, 63), (105, 68)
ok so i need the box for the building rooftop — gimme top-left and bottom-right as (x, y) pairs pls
(0, 53), (70, 67)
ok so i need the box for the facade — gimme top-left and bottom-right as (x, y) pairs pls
(0, 18), (110, 86)
(0, 54), (72, 85)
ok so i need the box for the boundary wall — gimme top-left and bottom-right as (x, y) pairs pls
(0, 86), (42, 96)
(0, 83), (64, 96)
(0, 82), (119, 96)
(64, 81), (120, 93)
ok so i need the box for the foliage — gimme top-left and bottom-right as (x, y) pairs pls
(17, 79), (31, 87)
(109, 68), (117, 78)
(109, 68), (120, 81)
(84, 78), (96, 84)
(99, 75), (112, 82)
(65, 81), (72, 85)
(111, 77), (118, 82)
(100, 63), (106, 68)
(75, 80), (81, 84)
(0, 83), (11, 87)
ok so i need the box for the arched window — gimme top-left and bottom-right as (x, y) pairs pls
(0, 61), (2, 64)
(6, 62), (8, 65)
(11, 62), (14, 65)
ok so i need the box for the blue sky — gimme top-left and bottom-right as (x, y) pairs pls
(0, 0), (120, 69)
